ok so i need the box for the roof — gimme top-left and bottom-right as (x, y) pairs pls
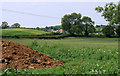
(58, 29), (63, 32)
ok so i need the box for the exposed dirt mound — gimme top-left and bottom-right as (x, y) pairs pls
(0, 40), (64, 70)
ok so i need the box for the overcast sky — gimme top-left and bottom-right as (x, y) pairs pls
(1, 1), (118, 28)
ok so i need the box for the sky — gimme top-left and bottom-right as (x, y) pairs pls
(0, 1), (119, 28)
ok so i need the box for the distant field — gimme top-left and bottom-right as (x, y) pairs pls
(1, 28), (50, 36)
(3, 38), (118, 74)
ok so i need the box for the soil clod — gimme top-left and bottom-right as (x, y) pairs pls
(1, 40), (64, 70)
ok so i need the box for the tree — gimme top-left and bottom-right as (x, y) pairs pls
(74, 25), (83, 35)
(95, 2), (119, 25)
(102, 25), (115, 37)
(116, 25), (120, 37)
(50, 26), (53, 29)
(88, 25), (96, 33)
(1, 21), (9, 29)
(61, 12), (82, 35)
(118, 2), (120, 25)
(45, 26), (49, 29)
(36, 27), (40, 30)
(11, 23), (20, 28)
(69, 25), (83, 35)
(82, 16), (95, 36)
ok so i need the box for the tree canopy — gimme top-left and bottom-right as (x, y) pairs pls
(0, 21), (9, 29)
(61, 12), (95, 36)
(116, 25), (120, 37)
(11, 23), (21, 28)
(102, 25), (115, 37)
(95, 2), (119, 25)
(82, 16), (95, 36)
(61, 12), (82, 35)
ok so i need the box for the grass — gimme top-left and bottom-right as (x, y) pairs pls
(2, 37), (118, 74)
(1, 28), (50, 36)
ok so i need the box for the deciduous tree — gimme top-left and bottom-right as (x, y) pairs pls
(1, 21), (9, 29)
(11, 23), (20, 28)
(95, 2), (119, 25)
(102, 25), (115, 37)
(61, 12), (82, 35)
(82, 16), (95, 36)
(116, 26), (120, 37)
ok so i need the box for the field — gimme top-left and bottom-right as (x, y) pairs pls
(3, 37), (118, 74)
(1, 28), (50, 36)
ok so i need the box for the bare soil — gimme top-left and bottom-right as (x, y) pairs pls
(0, 40), (64, 70)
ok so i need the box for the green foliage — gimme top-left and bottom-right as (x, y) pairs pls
(61, 12), (95, 36)
(116, 25), (120, 36)
(118, 3), (120, 23)
(1, 67), (32, 75)
(88, 25), (96, 33)
(29, 42), (118, 74)
(95, 6), (103, 12)
(95, 2), (119, 25)
(0, 21), (9, 29)
(36, 27), (40, 30)
(4, 38), (118, 74)
(2, 28), (50, 36)
(71, 25), (83, 35)
(45, 25), (62, 31)
(11, 23), (20, 28)
(82, 16), (95, 36)
(102, 25), (115, 37)
(2, 65), (21, 75)
(53, 25), (62, 31)
(30, 40), (38, 47)
(61, 12), (82, 35)
(95, 25), (105, 33)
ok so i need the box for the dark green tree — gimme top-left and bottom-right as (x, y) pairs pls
(118, 2), (120, 25)
(50, 26), (53, 29)
(88, 25), (96, 33)
(36, 27), (40, 30)
(82, 16), (95, 36)
(61, 12), (82, 35)
(69, 25), (83, 35)
(95, 2), (119, 25)
(116, 25), (120, 37)
(102, 25), (115, 37)
(1, 21), (9, 29)
(45, 26), (49, 29)
(118, 2), (120, 37)
(11, 23), (20, 28)
(74, 25), (83, 35)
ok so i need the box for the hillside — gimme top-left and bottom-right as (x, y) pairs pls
(2, 28), (50, 36)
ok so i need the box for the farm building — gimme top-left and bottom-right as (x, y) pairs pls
(58, 29), (63, 33)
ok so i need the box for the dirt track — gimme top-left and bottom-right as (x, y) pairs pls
(0, 40), (64, 70)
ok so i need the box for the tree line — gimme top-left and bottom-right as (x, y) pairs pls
(0, 21), (21, 29)
(61, 2), (120, 37)
(61, 13), (95, 36)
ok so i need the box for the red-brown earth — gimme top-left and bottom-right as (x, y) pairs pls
(0, 39), (64, 70)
